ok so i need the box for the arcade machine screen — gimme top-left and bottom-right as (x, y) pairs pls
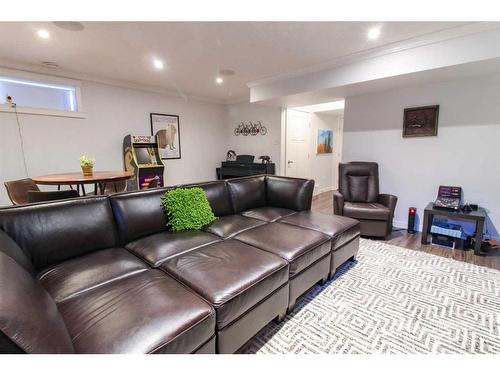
(135, 147), (152, 165)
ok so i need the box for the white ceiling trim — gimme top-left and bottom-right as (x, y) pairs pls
(247, 22), (499, 89)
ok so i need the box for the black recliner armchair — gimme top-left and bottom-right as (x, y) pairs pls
(333, 162), (397, 238)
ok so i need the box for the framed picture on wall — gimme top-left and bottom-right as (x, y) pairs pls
(316, 129), (334, 154)
(403, 105), (439, 138)
(150, 113), (181, 159)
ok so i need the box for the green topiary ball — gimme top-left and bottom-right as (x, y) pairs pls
(161, 187), (217, 231)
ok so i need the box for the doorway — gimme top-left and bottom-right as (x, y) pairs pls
(285, 109), (310, 179)
(284, 102), (344, 195)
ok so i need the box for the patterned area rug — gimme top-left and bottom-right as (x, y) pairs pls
(239, 239), (500, 354)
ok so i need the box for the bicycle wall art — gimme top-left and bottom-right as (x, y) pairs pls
(234, 121), (267, 136)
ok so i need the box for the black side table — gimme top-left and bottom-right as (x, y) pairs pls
(421, 202), (487, 255)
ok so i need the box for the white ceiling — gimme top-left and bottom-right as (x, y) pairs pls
(0, 22), (470, 102)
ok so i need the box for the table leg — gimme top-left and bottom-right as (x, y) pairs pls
(474, 219), (485, 256)
(421, 212), (433, 245)
(81, 184), (86, 196)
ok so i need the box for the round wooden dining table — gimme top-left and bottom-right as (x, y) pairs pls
(32, 171), (134, 196)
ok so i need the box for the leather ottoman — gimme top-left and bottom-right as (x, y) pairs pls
(158, 239), (289, 353)
(279, 211), (360, 278)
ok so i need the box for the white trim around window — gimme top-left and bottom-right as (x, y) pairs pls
(0, 67), (86, 118)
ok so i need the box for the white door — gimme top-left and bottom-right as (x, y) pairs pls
(285, 110), (310, 178)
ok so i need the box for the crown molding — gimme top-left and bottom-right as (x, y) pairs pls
(247, 22), (500, 88)
(0, 59), (227, 105)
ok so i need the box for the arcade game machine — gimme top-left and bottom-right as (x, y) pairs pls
(123, 135), (165, 191)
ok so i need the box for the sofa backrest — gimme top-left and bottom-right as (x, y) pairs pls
(0, 251), (74, 353)
(0, 196), (118, 270)
(339, 161), (379, 203)
(109, 187), (171, 244)
(266, 175), (314, 211)
(181, 180), (233, 217)
(226, 175), (267, 213)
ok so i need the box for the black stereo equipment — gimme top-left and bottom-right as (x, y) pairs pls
(407, 207), (417, 234)
(431, 234), (465, 250)
(433, 185), (462, 211)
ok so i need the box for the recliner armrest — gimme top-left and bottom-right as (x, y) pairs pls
(378, 193), (398, 216)
(333, 191), (344, 215)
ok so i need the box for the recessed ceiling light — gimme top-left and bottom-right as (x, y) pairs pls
(367, 28), (380, 40)
(215, 77), (224, 84)
(37, 29), (50, 40)
(153, 59), (164, 70)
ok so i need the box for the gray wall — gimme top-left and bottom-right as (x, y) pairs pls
(343, 73), (500, 239)
(0, 80), (226, 206)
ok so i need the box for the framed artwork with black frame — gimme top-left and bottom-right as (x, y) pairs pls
(403, 105), (439, 138)
(150, 113), (181, 159)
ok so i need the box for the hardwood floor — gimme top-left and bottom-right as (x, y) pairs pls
(312, 190), (500, 270)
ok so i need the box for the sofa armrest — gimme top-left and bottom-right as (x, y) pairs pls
(378, 193), (398, 218)
(333, 191), (344, 215)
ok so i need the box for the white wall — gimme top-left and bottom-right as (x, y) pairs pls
(343, 74), (500, 239)
(309, 112), (342, 194)
(0, 79), (226, 206)
(224, 102), (282, 171)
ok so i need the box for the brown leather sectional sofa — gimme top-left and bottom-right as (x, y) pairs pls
(0, 175), (360, 354)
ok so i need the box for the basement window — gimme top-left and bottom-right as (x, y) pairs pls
(0, 72), (84, 118)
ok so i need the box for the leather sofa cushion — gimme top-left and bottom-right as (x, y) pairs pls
(0, 197), (118, 270)
(38, 247), (148, 303)
(343, 202), (390, 221)
(266, 176), (315, 211)
(0, 252), (74, 353)
(279, 211), (360, 250)
(227, 176), (266, 213)
(241, 207), (296, 222)
(159, 239), (288, 329)
(58, 270), (215, 353)
(126, 231), (221, 267)
(205, 214), (266, 238)
(109, 188), (170, 245)
(234, 222), (330, 277)
(180, 181), (233, 217)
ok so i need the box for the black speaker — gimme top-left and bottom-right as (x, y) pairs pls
(407, 207), (417, 234)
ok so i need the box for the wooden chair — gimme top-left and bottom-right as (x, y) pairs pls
(4, 178), (40, 205)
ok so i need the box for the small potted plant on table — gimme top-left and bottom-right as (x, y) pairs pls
(80, 155), (95, 176)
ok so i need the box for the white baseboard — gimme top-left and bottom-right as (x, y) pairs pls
(313, 186), (334, 196)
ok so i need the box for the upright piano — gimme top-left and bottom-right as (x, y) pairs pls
(216, 155), (275, 180)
